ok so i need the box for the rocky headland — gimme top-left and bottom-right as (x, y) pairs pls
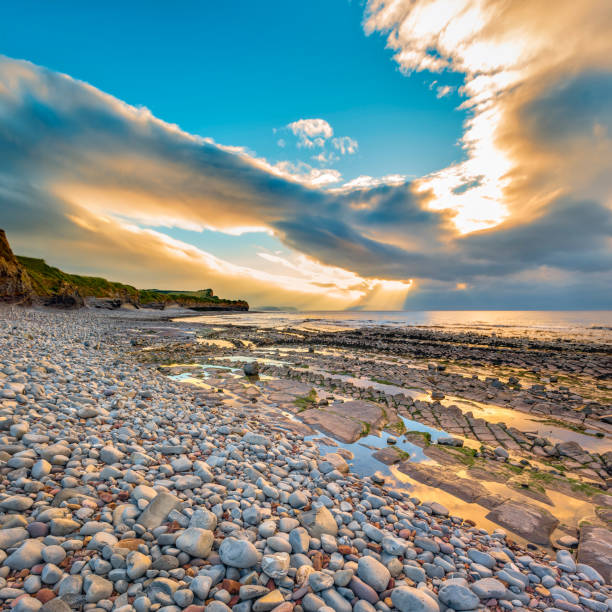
(0, 230), (248, 312)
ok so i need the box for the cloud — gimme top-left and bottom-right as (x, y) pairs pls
(284, 118), (358, 157)
(435, 85), (454, 98)
(0, 52), (611, 309)
(332, 136), (358, 154)
(287, 118), (333, 148)
(365, 0), (612, 234)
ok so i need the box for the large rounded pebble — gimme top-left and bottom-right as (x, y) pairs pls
(357, 556), (390, 592)
(391, 587), (440, 612)
(219, 538), (258, 568)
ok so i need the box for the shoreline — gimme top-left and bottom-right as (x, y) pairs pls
(0, 307), (610, 611)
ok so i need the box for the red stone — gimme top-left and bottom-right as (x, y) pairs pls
(221, 579), (240, 594)
(35, 589), (56, 603)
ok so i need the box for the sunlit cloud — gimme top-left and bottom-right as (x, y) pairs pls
(365, 0), (612, 234)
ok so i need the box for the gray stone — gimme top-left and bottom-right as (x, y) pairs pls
(126, 551), (152, 579)
(189, 508), (217, 531)
(84, 574), (113, 603)
(99, 445), (124, 464)
(391, 587), (440, 612)
(6, 539), (45, 569)
(191, 575), (213, 599)
(471, 577), (507, 599)
(0, 495), (33, 511)
(175, 528), (214, 558)
(438, 583), (479, 610)
(357, 556), (390, 592)
(299, 504), (338, 538)
(137, 492), (181, 529)
(219, 537), (258, 568)
(261, 552), (290, 579)
(0, 526), (28, 550)
(289, 527), (310, 554)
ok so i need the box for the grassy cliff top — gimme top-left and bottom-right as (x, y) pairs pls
(16, 256), (247, 306)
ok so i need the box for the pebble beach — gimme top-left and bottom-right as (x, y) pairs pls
(0, 307), (610, 612)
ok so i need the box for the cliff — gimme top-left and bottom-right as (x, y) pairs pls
(0, 229), (248, 310)
(0, 230), (33, 304)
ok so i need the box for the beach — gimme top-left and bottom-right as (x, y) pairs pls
(0, 306), (610, 612)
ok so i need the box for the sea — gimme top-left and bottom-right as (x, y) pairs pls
(175, 310), (612, 342)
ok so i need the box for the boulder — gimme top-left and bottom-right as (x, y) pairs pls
(577, 525), (612, 583)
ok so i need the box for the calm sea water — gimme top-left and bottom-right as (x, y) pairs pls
(175, 310), (612, 340)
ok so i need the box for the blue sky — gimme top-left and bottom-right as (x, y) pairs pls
(1, 1), (610, 309)
(2, 0), (465, 181)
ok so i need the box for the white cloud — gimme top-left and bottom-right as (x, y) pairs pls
(287, 118), (333, 148)
(285, 118), (358, 157)
(312, 151), (339, 164)
(332, 136), (358, 154)
(436, 85), (454, 98)
(336, 174), (408, 190)
(269, 160), (342, 186)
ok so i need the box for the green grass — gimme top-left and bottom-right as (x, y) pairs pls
(569, 480), (602, 497)
(293, 389), (317, 412)
(388, 420), (407, 435)
(529, 471), (556, 484)
(405, 430), (431, 445)
(452, 446), (478, 467)
(394, 448), (411, 461)
(372, 378), (394, 385)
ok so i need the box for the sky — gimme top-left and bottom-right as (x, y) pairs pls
(1, 0), (611, 309)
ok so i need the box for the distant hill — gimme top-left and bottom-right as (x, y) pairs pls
(16, 255), (249, 310)
(0, 228), (248, 310)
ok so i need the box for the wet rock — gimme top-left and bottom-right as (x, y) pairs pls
(244, 361), (259, 376)
(577, 525), (612, 583)
(300, 409), (363, 443)
(485, 500), (559, 545)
